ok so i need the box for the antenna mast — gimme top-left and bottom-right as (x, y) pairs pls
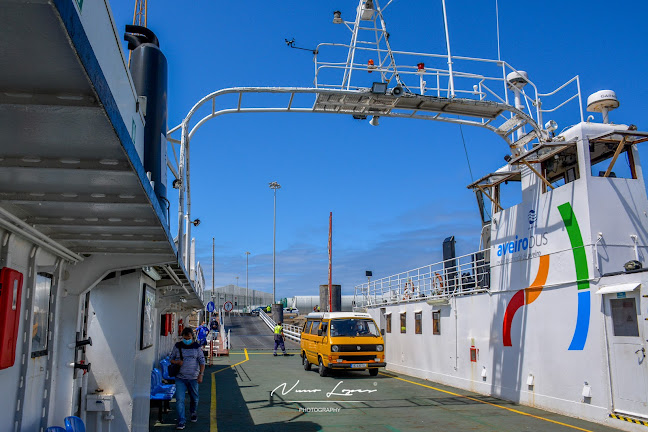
(340, 0), (404, 91)
(132, 0), (147, 27)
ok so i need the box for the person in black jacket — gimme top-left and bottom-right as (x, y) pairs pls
(170, 327), (205, 429)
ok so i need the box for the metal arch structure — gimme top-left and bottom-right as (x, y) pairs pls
(165, 0), (586, 272)
(166, 85), (539, 268)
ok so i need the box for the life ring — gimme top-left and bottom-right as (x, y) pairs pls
(432, 272), (444, 294)
(403, 279), (415, 300)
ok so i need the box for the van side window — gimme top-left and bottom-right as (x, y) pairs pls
(310, 321), (321, 335)
(320, 322), (328, 336)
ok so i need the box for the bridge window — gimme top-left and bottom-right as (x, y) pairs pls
(31, 273), (53, 357)
(432, 311), (441, 335)
(386, 313), (391, 333)
(467, 171), (521, 216)
(492, 181), (521, 212)
(541, 146), (581, 191)
(400, 313), (406, 333)
(589, 140), (636, 180)
(414, 312), (422, 334)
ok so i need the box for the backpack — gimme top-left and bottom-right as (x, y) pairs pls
(168, 345), (183, 377)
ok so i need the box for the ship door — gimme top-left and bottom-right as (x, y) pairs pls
(603, 286), (648, 418)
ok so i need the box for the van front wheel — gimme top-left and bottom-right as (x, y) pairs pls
(318, 357), (328, 377)
(369, 368), (378, 376)
(303, 353), (311, 371)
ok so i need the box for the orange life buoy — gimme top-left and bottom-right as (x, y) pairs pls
(403, 279), (415, 300)
(432, 272), (444, 294)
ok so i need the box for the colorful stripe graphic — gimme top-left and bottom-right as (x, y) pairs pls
(557, 202), (590, 350)
(503, 255), (550, 346)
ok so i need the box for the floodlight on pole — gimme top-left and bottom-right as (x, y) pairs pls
(269, 181), (281, 303)
(245, 251), (250, 313)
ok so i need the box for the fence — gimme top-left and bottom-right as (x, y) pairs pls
(258, 310), (302, 343)
(354, 249), (490, 308)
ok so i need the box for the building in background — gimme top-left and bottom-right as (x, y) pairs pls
(206, 285), (273, 313)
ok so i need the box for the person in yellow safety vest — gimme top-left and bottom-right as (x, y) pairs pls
(317, 305), (320, 312)
(266, 305), (271, 313)
(273, 322), (287, 356)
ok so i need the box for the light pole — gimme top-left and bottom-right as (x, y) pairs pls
(269, 181), (281, 304)
(245, 251), (250, 313)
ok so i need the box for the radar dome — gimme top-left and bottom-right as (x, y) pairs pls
(586, 90), (619, 112)
(506, 71), (529, 89)
(586, 90), (619, 124)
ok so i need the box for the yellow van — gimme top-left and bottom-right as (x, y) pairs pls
(300, 312), (386, 377)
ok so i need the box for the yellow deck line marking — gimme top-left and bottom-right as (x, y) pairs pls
(210, 370), (218, 432)
(379, 372), (596, 432)
(227, 351), (299, 355)
(211, 349), (249, 432)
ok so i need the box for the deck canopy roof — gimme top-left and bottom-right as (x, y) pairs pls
(0, 0), (202, 308)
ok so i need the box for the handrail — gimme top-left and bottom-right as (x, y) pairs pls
(258, 311), (301, 342)
(354, 248), (490, 308)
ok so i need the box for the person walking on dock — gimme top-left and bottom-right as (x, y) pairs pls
(170, 327), (206, 429)
(273, 322), (287, 356)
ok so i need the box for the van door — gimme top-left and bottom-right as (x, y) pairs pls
(605, 290), (648, 418)
(310, 320), (321, 361)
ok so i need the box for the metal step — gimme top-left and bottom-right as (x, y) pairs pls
(496, 115), (526, 137)
(511, 131), (538, 148)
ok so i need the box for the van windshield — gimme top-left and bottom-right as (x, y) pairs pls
(330, 319), (380, 337)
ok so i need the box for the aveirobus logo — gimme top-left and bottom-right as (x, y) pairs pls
(495, 233), (548, 257)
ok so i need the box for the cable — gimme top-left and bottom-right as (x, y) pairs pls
(495, 0), (501, 61)
(459, 124), (474, 182)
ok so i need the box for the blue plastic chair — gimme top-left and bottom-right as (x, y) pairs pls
(47, 427), (66, 432)
(64, 415), (86, 432)
(159, 357), (174, 382)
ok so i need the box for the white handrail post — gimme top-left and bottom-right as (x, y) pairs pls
(576, 75), (584, 123)
(441, 0), (455, 98)
(178, 124), (187, 263)
(502, 63), (509, 105)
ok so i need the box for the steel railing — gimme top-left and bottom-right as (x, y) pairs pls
(354, 249), (490, 308)
(259, 311), (302, 343)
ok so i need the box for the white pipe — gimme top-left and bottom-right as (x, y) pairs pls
(594, 234), (603, 274)
(177, 126), (187, 263)
(631, 235), (639, 261)
(495, 0), (501, 61)
(441, 0), (455, 97)
(185, 136), (192, 266)
(184, 216), (191, 270)
(0, 207), (82, 263)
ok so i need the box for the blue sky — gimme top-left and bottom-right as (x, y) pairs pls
(110, 0), (648, 300)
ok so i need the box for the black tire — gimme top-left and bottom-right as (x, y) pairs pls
(303, 353), (311, 371)
(369, 368), (379, 376)
(318, 357), (328, 377)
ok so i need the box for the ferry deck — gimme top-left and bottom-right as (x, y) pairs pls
(1, 0), (646, 431)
